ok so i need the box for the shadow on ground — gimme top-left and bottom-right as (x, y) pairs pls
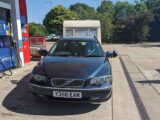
(2, 74), (100, 116)
(136, 80), (160, 84)
(122, 44), (160, 48)
(31, 57), (41, 61)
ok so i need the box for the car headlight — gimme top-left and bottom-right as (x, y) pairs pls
(31, 74), (48, 82)
(90, 75), (112, 86)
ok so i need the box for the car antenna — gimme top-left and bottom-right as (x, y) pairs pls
(94, 36), (98, 41)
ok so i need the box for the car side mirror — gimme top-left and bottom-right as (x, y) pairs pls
(106, 50), (118, 58)
(39, 49), (48, 56)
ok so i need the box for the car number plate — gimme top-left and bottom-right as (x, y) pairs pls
(53, 91), (82, 99)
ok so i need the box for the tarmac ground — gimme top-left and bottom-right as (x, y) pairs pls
(0, 42), (160, 120)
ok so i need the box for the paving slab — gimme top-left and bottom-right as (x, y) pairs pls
(121, 56), (160, 120)
(111, 57), (141, 120)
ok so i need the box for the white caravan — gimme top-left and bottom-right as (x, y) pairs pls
(63, 20), (101, 44)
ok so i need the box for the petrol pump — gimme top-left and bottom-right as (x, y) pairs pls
(0, 9), (19, 74)
(0, 0), (30, 78)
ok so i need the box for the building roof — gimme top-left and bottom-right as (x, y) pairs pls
(63, 20), (100, 28)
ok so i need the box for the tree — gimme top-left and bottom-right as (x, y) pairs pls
(96, 13), (114, 42)
(114, 11), (154, 43)
(29, 22), (48, 36)
(134, 0), (148, 13)
(97, 0), (113, 13)
(114, 1), (135, 19)
(97, 0), (114, 42)
(70, 3), (96, 19)
(145, 0), (160, 21)
(43, 5), (78, 35)
(42, 1), (155, 43)
(113, 0), (154, 43)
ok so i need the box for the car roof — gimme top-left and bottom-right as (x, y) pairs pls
(61, 37), (96, 41)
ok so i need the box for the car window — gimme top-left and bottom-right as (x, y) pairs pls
(49, 40), (103, 57)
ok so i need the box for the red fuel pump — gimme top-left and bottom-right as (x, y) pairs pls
(19, 0), (30, 63)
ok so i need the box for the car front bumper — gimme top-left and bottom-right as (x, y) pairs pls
(29, 83), (112, 102)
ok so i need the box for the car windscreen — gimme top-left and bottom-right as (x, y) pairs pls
(49, 40), (104, 57)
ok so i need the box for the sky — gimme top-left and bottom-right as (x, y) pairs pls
(26, 0), (134, 24)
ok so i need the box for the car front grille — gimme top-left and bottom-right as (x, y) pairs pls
(51, 78), (85, 88)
